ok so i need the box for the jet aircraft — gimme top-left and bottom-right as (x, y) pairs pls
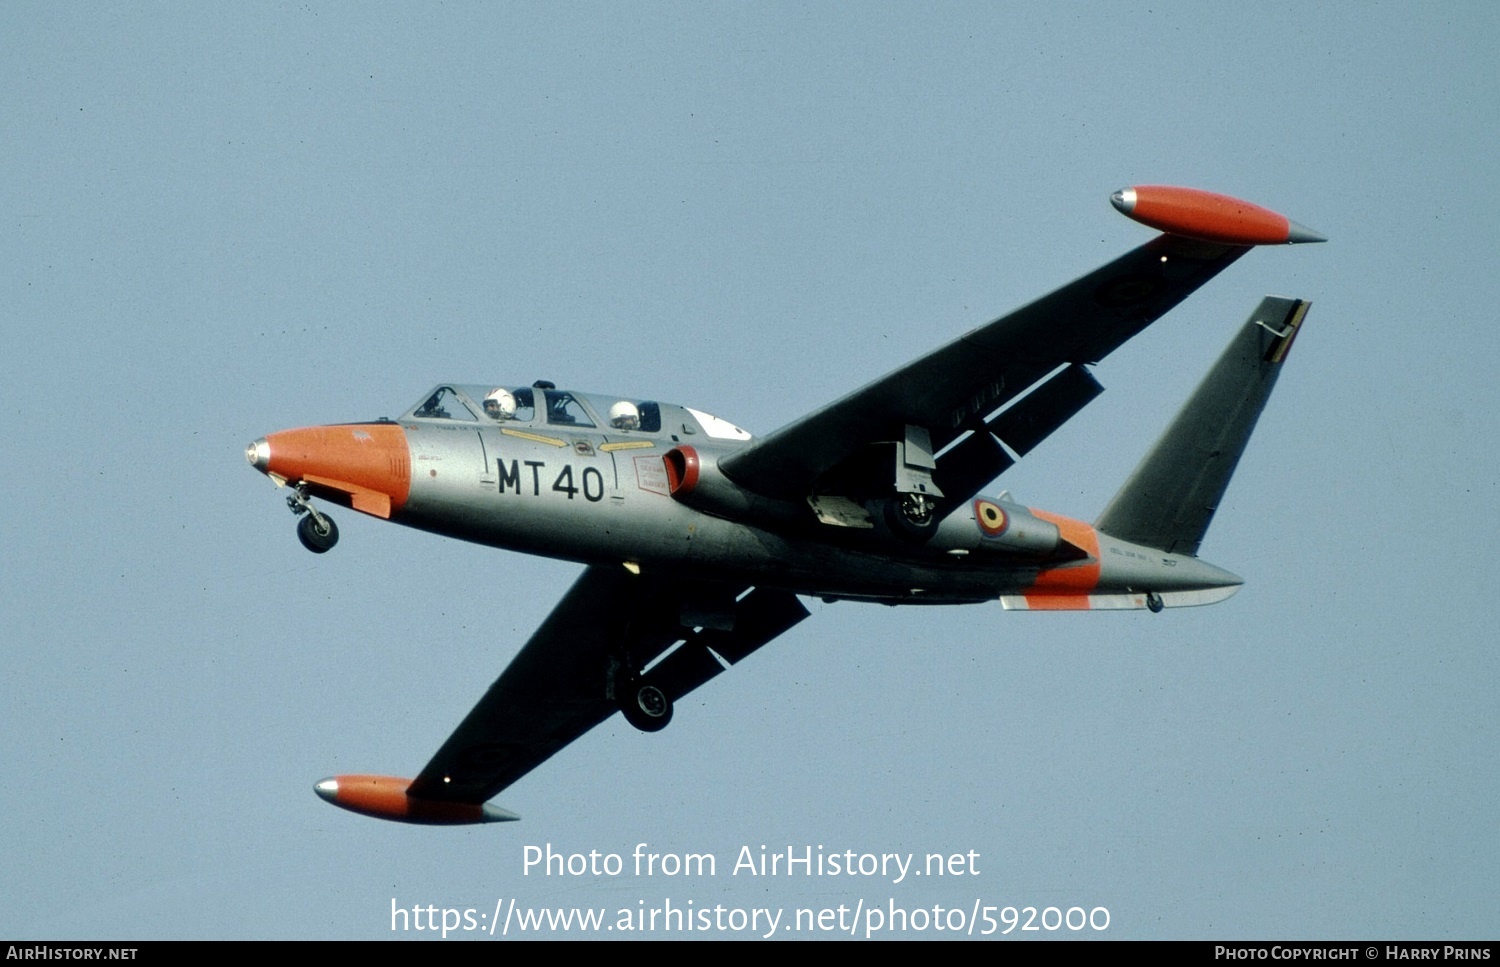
(246, 185), (1323, 824)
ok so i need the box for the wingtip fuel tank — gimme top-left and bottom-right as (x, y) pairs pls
(314, 775), (519, 824)
(1111, 185), (1326, 245)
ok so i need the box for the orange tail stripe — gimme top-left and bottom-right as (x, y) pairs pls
(1024, 509), (1101, 607)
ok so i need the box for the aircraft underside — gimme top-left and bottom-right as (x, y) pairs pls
(244, 186), (1320, 823)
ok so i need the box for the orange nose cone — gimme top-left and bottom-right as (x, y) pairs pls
(253, 423), (411, 518)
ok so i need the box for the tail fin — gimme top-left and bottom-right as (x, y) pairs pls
(1094, 296), (1310, 556)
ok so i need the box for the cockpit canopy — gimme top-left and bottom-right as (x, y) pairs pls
(402, 383), (752, 441)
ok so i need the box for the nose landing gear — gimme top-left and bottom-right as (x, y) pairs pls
(287, 485), (339, 553)
(296, 513), (340, 553)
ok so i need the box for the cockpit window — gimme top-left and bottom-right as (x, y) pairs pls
(544, 390), (595, 427)
(606, 400), (662, 432)
(406, 384), (675, 434)
(686, 407), (752, 440)
(412, 387), (479, 422)
(511, 387), (536, 422)
(483, 387), (536, 422)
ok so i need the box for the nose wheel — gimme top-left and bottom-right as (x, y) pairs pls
(297, 513), (340, 553)
(288, 485), (339, 553)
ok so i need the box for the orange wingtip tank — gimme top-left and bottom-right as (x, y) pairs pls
(314, 775), (518, 824)
(1111, 185), (1326, 246)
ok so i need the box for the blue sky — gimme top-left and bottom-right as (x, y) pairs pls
(4, 2), (1497, 939)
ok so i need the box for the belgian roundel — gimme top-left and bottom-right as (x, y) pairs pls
(975, 499), (1009, 537)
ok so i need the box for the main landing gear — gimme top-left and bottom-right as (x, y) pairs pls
(619, 680), (673, 733)
(287, 485), (339, 553)
(885, 492), (939, 543)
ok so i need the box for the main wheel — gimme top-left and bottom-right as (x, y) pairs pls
(884, 493), (939, 543)
(297, 513), (339, 553)
(620, 682), (673, 733)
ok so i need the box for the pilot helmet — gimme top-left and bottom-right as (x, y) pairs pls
(484, 388), (517, 420)
(608, 400), (640, 430)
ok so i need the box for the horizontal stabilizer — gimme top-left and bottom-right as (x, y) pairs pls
(1094, 297), (1310, 556)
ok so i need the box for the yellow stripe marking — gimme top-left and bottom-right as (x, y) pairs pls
(600, 440), (656, 452)
(501, 428), (568, 448)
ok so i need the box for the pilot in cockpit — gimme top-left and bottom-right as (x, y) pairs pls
(609, 400), (640, 430)
(484, 388), (517, 421)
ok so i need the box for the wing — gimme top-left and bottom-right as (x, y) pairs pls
(719, 233), (1250, 510)
(403, 565), (809, 812)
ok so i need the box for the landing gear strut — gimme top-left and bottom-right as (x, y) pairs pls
(619, 680), (673, 733)
(288, 485), (339, 553)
